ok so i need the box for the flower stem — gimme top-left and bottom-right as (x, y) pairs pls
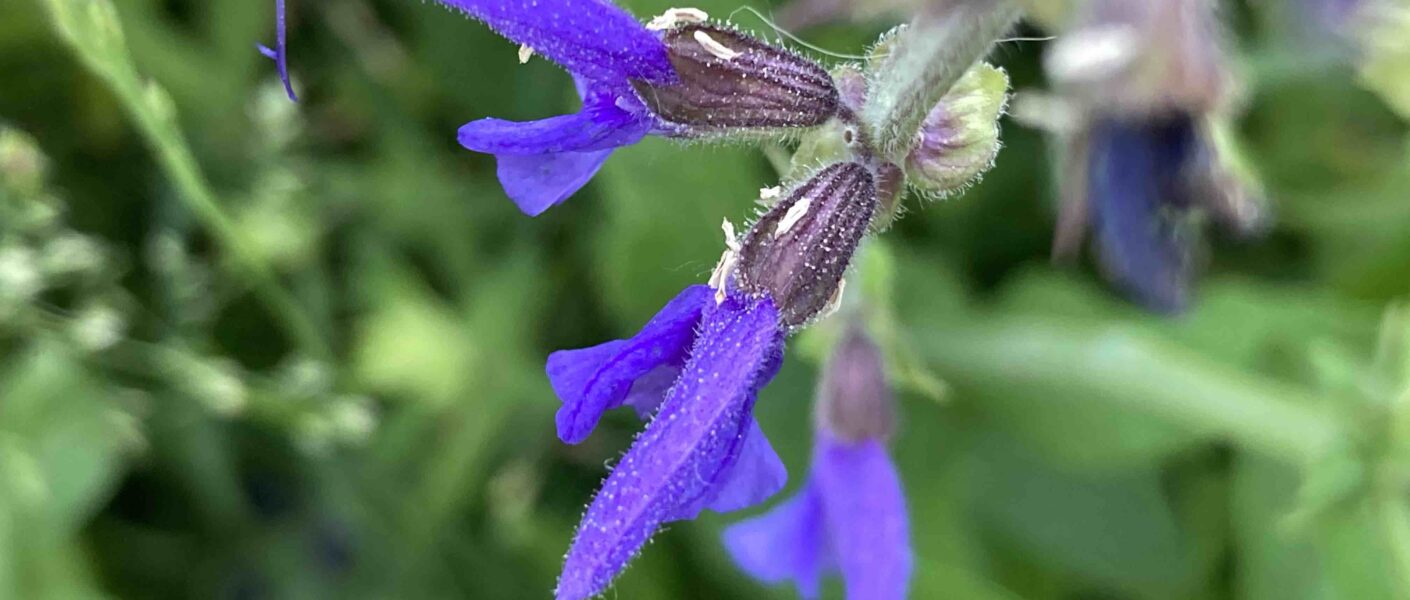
(862, 0), (1022, 160)
(42, 0), (330, 360)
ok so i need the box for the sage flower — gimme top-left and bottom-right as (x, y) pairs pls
(548, 162), (877, 599)
(724, 323), (911, 600)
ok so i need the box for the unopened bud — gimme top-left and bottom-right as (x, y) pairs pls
(815, 324), (894, 443)
(632, 24), (840, 133)
(736, 162), (876, 328)
(905, 63), (1008, 197)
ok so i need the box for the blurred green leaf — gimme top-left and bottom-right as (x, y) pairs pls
(593, 138), (767, 324)
(0, 341), (125, 598)
(969, 431), (1206, 597)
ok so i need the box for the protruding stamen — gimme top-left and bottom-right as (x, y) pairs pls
(647, 7), (710, 31)
(693, 30), (741, 60)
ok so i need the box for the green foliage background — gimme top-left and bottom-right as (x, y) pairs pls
(1, 0), (1408, 598)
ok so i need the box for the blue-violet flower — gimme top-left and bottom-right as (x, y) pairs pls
(1046, 0), (1265, 312)
(724, 322), (911, 599)
(443, 1), (840, 215)
(546, 161), (877, 599)
(260, 2), (840, 214)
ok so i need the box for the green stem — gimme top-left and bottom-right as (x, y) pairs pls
(917, 317), (1344, 465)
(130, 95), (329, 360)
(1378, 490), (1410, 596)
(862, 0), (1022, 159)
(42, 0), (329, 360)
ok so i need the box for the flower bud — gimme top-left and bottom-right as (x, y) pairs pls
(905, 62), (1008, 196)
(815, 323), (894, 443)
(631, 24), (840, 133)
(736, 162), (876, 329)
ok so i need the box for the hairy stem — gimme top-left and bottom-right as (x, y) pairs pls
(862, 0), (1022, 160)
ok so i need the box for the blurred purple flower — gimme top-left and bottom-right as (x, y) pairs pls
(258, 0), (297, 101)
(1085, 114), (1199, 313)
(548, 286), (788, 600)
(724, 324), (911, 599)
(1044, 0), (1267, 313)
(724, 434), (910, 600)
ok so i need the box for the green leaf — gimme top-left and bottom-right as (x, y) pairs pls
(1231, 454), (1328, 600)
(0, 342), (125, 598)
(592, 138), (767, 324)
(969, 431), (1205, 597)
(1357, 2), (1410, 120)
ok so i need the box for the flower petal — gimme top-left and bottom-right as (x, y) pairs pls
(813, 437), (911, 600)
(1088, 116), (1193, 313)
(676, 419), (788, 518)
(547, 285), (712, 444)
(434, 0), (675, 85)
(457, 96), (651, 155)
(722, 483), (830, 599)
(494, 150), (614, 216)
(555, 294), (785, 600)
(621, 365), (679, 419)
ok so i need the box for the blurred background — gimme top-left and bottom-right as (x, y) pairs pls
(1, 0), (1408, 598)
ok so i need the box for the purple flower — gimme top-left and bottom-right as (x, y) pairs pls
(1085, 114), (1198, 313)
(724, 324), (911, 600)
(258, 0), (297, 101)
(1045, 0), (1267, 313)
(1081, 113), (1266, 313)
(257, 1), (840, 214)
(440, 0), (673, 216)
(442, 1), (839, 215)
(548, 286), (789, 600)
(545, 161), (879, 599)
(724, 435), (910, 600)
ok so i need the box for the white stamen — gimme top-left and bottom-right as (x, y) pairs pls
(759, 186), (782, 201)
(721, 218), (741, 252)
(775, 198), (812, 236)
(518, 44), (535, 64)
(709, 219), (741, 304)
(708, 250), (737, 305)
(647, 7), (709, 31)
(819, 278), (846, 320)
(694, 30), (740, 60)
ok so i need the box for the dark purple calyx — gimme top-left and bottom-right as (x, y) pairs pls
(816, 323), (895, 443)
(736, 162), (877, 329)
(630, 24), (840, 134)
